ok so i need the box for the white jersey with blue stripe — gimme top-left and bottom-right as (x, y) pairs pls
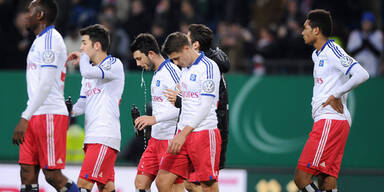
(26, 25), (68, 116)
(311, 40), (357, 124)
(151, 59), (181, 140)
(178, 52), (220, 132)
(78, 55), (125, 151)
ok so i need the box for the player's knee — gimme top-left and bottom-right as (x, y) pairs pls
(155, 176), (169, 190)
(134, 177), (150, 190)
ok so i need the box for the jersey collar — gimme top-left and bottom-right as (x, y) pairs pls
(316, 39), (333, 56)
(38, 25), (55, 37)
(155, 59), (170, 74)
(188, 52), (204, 69)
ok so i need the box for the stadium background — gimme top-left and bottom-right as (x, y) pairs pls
(1, 0), (383, 191)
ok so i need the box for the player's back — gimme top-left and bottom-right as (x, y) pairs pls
(151, 60), (180, 140)
(26, 26), (68, 116)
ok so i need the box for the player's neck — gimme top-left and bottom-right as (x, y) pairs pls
(34, 23), (49, 36)
(152, 55), (165, 71)
(92, 52), (108, 66)
(313, 37), (328, 51)
(188, 50), (200, 67)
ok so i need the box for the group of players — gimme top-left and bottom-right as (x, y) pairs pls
(12, 0), (370, 192)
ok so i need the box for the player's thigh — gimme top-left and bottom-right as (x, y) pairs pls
(35, 114), (68, 169)
(77, 177), (94, 190)
(79, 144), (117, 185)
(188, 129), (221, 182)
(318, 174), (337, 190)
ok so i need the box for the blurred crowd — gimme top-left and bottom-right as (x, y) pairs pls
(1, 0), (384, 76)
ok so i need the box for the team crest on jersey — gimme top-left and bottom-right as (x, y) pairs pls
(156, 80), (160, 87)
(190, 74), (197, 81)
(100, 60), (111, 70)
(339, 55), (353, 67)
(319, 60), (324, 67)
(42, 50), (55, 64)
(202, 80), (215, 93)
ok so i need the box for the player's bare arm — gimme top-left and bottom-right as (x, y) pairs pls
(12, 118), (28, 145)
(134, 115), (157, 130)
(163, 89), (179, 105)
(322, 95), (344, 114)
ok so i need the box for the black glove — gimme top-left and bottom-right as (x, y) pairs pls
(65, 96), (73, 114)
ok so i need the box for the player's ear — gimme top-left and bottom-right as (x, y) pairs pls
(37, 10), (44, 21)
(192, 41), (200, 51)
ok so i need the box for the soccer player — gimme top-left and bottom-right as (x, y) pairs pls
(67, 24), (125, 192)
(294, 9), (369, 192)
(130, 33), (184, 192)
(164, 24), (231, 192)
(12, 0), (79, 192)
(156, 32), (222, 192)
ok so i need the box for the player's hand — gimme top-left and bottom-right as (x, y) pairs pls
(65, 51), (81, 66)
(134, 115), (156, 130)
(164, 85), (181, 105)
(167, 133), (186, 154)
(322, 95), (344, 114)
(12, 118), (28, 145)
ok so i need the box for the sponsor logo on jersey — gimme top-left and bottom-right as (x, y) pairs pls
(315, 77), (323, 84)
(85, 88), (102, 97)
(152, 96), (163, 102)
(27, 63), (37, 70)
(190, 74), (197, 81)
(319, 60), (324, 67)
(182, 91), (199, 98)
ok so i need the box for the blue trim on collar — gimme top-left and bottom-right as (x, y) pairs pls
(188, 52), (204, 68)
(38, 25), (55, 37)
(316, 39), (333, 56)
(99, 55), (112, 65)
(155, 59), (170, 74)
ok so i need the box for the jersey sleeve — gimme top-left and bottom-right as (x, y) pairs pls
(154, 64), (181, 122)
(72, 78), (87, 116)
(40, 31), (66, 69)
(79, 53), (123, 80)
(329, 45), (359, 75)
(199, 57), (218, 98)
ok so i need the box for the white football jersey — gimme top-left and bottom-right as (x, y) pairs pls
(76, 55), (125, 151)
(178, 52), (220, 132)
(312, 40), (357, 125)
(26, 26), (68, 116)
(151, 59), (181, 140)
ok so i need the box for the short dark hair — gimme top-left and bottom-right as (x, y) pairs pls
(188, 24), (213, 52)
(162, 32), (190, 55)
(307, 9), (333, 37)
(79, 24), (110, 52)
(37, 0), (58, 25)
(130, 33), (160, 55)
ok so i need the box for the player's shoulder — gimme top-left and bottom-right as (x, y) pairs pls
(100, 55), (123, 71)
(324, 40), (347, 59)
(160, 59), (180, 83)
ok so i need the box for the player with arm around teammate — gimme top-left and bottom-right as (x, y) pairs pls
(12, 0), (79, 191)
(294, 9), (369, 192)
(130, 33), (184, 192)
(66, 24), (125, 192)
